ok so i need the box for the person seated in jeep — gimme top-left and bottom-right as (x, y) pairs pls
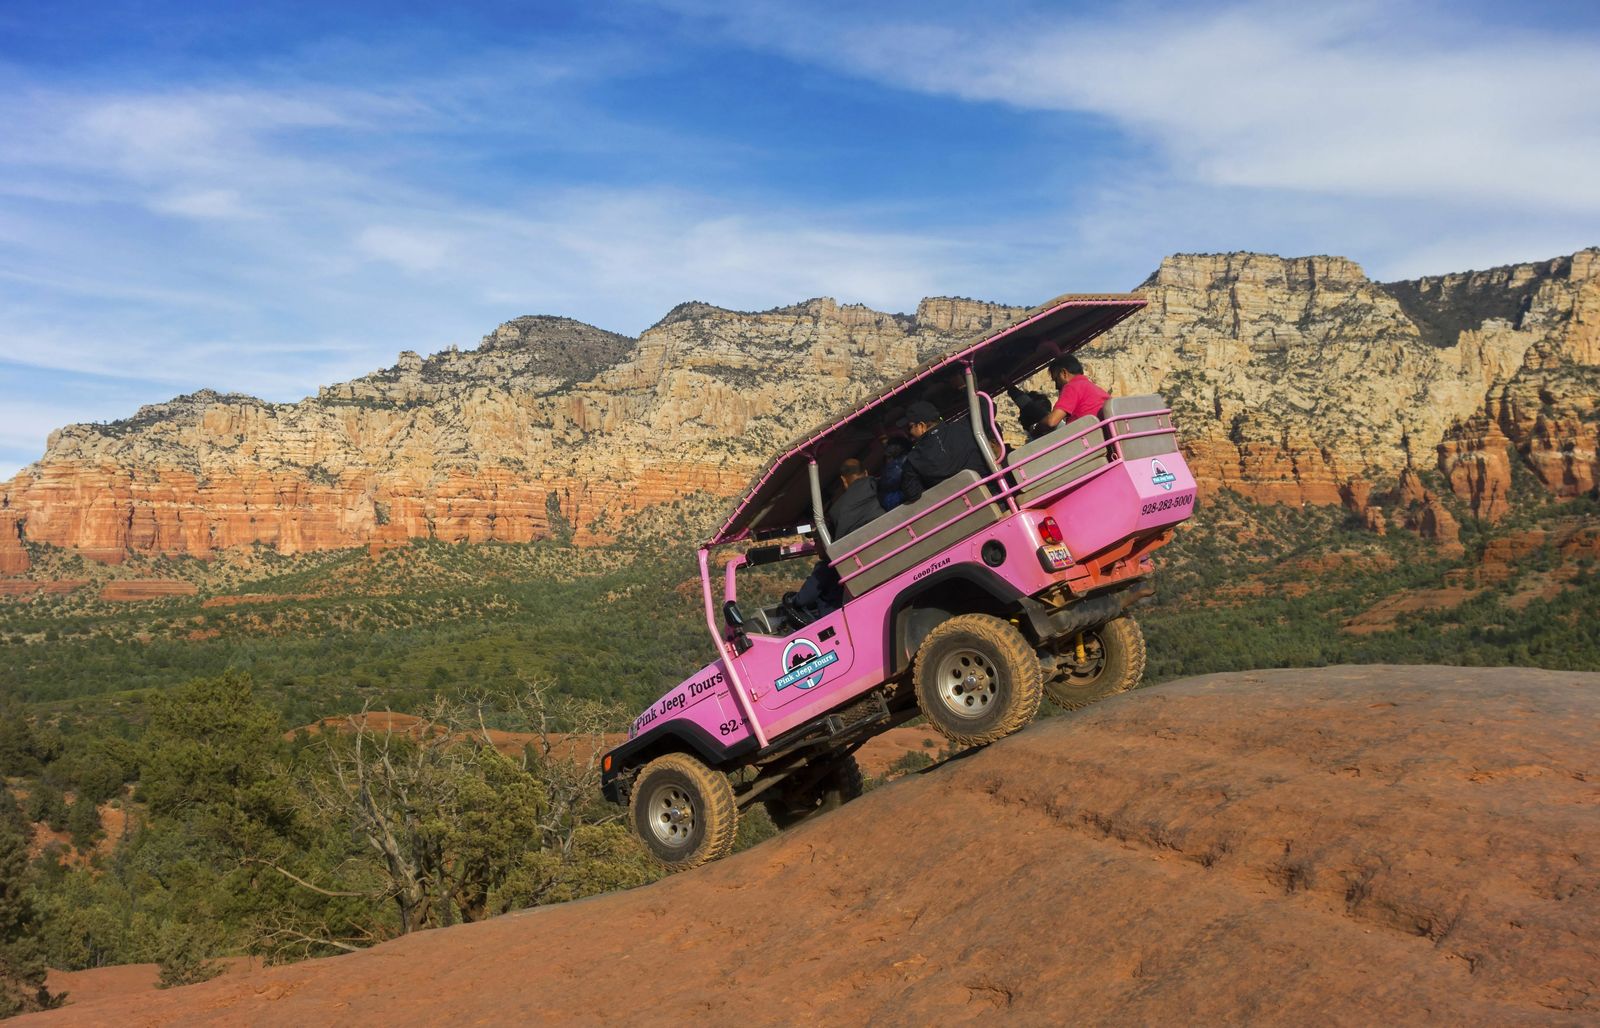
(877, 435), (910, 509)
(1006, 383), (1055, 441)
(791, 458), (881, 619)
(1032, 354), (1110, 435)
(898, 400), (989, 505)
(828, 458), (880, 538)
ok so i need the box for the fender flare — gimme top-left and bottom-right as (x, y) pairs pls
(881, 562), (1043, 676)
(600, 720), (757, 804)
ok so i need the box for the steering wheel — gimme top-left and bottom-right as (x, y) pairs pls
(781, 591), (808, 629)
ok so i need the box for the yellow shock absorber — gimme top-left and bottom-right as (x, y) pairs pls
(1074, 632), (1087, 664)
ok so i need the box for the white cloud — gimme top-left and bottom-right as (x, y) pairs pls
(3, 2), (1598, 474)
(356, 225), (460, 274)
(670, 0), (1600, 215)
(151, 188), (261, 221)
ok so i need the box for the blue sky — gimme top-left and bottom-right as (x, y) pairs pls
(2, 0), (1599, 479)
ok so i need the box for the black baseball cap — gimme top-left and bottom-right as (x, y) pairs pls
(904, 400), (940, 425)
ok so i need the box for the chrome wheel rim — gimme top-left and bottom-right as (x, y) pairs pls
(647, 783), (696, 848)
(936, 647), (999, 719)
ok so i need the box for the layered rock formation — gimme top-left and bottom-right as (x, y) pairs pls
(0, 512), (27, 574)
(1, 251), (1596, 567)
(1092, 249), (1600, 522)
(0, 300), (1018, 563)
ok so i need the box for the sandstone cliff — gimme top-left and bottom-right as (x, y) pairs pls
(1, 251), (1595, 567)
(0, 299), (1021, 562)
(1092, 249), (1599, 525)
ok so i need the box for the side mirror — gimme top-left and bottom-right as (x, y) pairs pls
(722, 601), (751, 655)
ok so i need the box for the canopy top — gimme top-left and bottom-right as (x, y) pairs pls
(706, 293), (1147, 547)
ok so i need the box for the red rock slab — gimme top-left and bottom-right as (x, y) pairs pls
(97, 579), (199, 602)
(44, 965), (160, 1005)
(25, 666), (1599, 1026)
(200, 593), (316, 608)
(1343, 586), (1482, 635)
(855, 722), (948, 775)
(46, 958), (260, 1008)
(0, 580), (87, 597)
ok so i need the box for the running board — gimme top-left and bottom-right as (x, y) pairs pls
(753, 690), (907, 767)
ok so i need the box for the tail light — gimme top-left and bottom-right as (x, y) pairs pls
(1038, 517), (1063, 545)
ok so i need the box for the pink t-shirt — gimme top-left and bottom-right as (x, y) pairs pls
(1054, 376), (1110, 420)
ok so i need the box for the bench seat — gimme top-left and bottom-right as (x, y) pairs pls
(826, 469), (1003, 596)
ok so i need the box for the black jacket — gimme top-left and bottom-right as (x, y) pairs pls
(828, 477), (882, 539)
(900, 422), (988, 504)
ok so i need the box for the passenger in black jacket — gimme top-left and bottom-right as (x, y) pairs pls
(791, 459), (881, 620)
(827, 459), (880, 539)
(898, 400), (988, 505)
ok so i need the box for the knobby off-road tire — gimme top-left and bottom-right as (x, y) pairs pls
(1044, 615), (1147, 711)
(628, 752), (739, 871)
(763, 753), (865, 830)
(913, 613), (1043, 747)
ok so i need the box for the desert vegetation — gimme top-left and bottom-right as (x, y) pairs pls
(0, 488), (1596, 1010)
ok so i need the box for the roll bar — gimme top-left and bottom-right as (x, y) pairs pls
(965, 364), (1002, 479)
(807, 458), (832, 549)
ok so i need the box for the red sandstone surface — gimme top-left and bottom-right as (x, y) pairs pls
(0, 511), (27, 574)
(96, 579), (199, 601)
(1342, 586), (1483, 635)
(27, 666), (1598, 1025)
(45, 959), (259, 1009)
(200, 593), (317, 608)
(0, 580), (86, 598)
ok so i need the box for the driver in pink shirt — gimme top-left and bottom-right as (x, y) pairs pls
(1032, 354), (1110, 435)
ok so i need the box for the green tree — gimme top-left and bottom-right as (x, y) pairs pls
(154, 924), (224, 989)
(51, 736), (135, 806)
(140, 670), (284, 820)
(25, 785), (67, 833)
(0, 791), (58, 1017)
(66, 795), (103, 851)
(0, 698), (47, 777)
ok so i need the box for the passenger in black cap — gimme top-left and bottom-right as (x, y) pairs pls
(897, 399), (988, 505)
(789, 459), (879, 623)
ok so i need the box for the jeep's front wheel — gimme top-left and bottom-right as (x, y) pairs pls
(913, 613), (1042, 747)
(763, 753), (865, 830)
(1044, 616), (1146, 710)
(628, 752), (739, 871)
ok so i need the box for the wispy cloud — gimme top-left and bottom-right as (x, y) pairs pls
(1, 0), (1597, 477)
(667, 0), (1600, 216)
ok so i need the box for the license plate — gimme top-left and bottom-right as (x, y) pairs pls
(1040, 544), (1072, 570)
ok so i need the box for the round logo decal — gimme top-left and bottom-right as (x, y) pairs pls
(780, 638), (827, 690)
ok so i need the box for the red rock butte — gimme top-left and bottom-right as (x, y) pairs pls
(25, 665), (1599, 1026)
(2, 249), (1597, 573)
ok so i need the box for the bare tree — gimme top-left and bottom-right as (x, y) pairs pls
(279, 684), (648, 942)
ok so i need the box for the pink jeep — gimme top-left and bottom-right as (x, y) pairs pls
(603, 294), (1197, 868)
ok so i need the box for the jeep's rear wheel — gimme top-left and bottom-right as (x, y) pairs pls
(628, 752), (739, 871)
(1044, 615), (1147, 710)
(913, 614), (1042, 747)
(763, 753), (865, 830)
